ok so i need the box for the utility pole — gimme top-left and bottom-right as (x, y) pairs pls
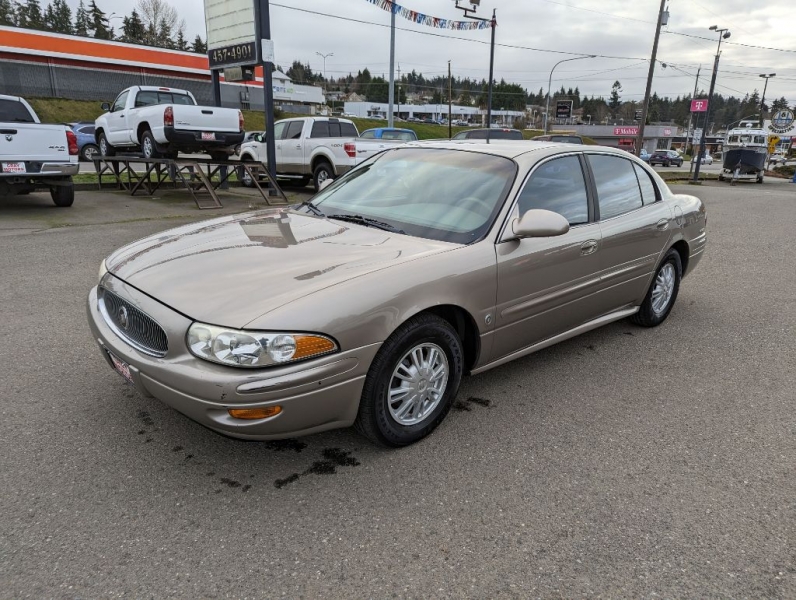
(693, 25), (731, 183)
(454, 2), (496, 133)
(635, 0), (667, 156)
(687, 65), (701, 176)
(448, 60), (453, 139)
(388, 5), (396, 128)
(758, 73), (776, 127)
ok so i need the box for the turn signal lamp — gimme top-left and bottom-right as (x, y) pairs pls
(228, 406), (283, 420)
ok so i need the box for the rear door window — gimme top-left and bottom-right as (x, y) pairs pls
(0, 99), (35, 122)
(310, 121), (330, 138)
(588, 155), (643, 220)
(340, 122), (358, 137)
(134, 91), (159, 108)
(517, 155), (589, 225)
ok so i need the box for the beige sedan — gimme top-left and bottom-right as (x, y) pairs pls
(87, 141), (707, 447)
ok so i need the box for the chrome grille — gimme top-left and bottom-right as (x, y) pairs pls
(99, 288), (168, 357)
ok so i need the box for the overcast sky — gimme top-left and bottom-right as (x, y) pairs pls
(83, 0), (796, 103)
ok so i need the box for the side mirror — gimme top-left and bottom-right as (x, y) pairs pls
(101, 102), (111, 112)
(512, 209), (570, 238)
(253, 133), (264, 143)
(318, 178), (334, 192)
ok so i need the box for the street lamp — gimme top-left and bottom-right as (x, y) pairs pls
(453, 1), (497, 131)
(544, 55), (596, 134)
(316, 52), (333, 115)
(759, 73), (776, 126)
(693, 25), (730, 183)
(586, 114), (591, 125)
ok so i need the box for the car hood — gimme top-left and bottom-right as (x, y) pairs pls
(106, 208), (454, 328)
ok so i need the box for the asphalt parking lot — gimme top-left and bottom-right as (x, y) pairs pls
(1, 180), (794, 598)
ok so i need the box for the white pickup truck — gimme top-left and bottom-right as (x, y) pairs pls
(94, 86), (244, 160)
(238, 117), (411, 191)
(0, 94), (79, 206)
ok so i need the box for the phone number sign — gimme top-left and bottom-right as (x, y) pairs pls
(208, 42), (257, 69)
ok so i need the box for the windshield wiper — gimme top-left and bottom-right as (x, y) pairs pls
(293, 200), (325, 217)
(327, 214), (405, 234)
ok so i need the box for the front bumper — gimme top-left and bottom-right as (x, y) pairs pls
(86, 277), (379, 440)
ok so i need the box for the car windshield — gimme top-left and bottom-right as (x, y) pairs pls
(309, 148), (517, 244)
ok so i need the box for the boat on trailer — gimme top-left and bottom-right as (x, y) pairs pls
(719, 122), (768, 184)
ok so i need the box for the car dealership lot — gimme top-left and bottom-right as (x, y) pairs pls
(1, 182), (794, 598)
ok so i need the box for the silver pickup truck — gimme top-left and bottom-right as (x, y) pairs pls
(0, 94), (79, 206)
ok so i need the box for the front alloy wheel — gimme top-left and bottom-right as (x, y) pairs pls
(355, 314), (463, 447)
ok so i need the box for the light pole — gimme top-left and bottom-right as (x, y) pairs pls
(454, 1), (497, 132)
(315, 52), (334, 108)
(634, 0), (668, 156)
(693, 25), (731, 183)
(759, 73), (776, 126)
(544, 55), (595, 134)
(586, 114), (591, 125)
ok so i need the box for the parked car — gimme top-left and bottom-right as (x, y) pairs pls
(88, 142), (706, 447)
(238, 117), (360, 191)
(360, 128), (418, 142)
(95, 85), (244, 160)
(70, 122), (99, 161)
(452, 128), (523, 141)
(406, 116), (421, 123)
(767, 153), (788, 166)
(533, 134), (585, 145)
(0, 94), (78, 206)
(691, 154), (713, 165)
(649, 150), (683, 167)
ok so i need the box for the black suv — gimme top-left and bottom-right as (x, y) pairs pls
(649, 150), (683, 167)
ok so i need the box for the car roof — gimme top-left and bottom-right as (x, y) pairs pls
(364, 127), (414, 133)
(398, 140), (648, 162)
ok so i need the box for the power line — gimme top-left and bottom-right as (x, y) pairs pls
(662, 31), (796, 54)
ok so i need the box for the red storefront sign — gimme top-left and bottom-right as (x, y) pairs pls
(614, 127), (639, 136)
(690, 99), (709, 112)
(663, 128), (672, 136)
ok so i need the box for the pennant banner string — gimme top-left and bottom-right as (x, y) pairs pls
(364, 0), (494, 30)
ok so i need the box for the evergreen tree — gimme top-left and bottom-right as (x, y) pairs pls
(17, 0), (44, 29)
(771, 97), (790, 112)
(609, 80), (622, 111)
(175, 26), (188, 51)
(191, 35), (206, 54)
(156, 17), (173, 48)
(88, 0), (110, 38)
(49, 0), (72, 34)
(121, 9), (145, 44)
(74, 0), (89, 36)
(0, 0), (16, 25)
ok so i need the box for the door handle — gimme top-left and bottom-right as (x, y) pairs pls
(295, 144), (301, 149)
(580, 240), (598, 255)
(656, 218), (669, 230)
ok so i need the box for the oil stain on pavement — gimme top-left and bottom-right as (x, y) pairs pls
(274, 448), (360, 489)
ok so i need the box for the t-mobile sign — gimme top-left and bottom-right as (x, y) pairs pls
(691, 99), (709, 112)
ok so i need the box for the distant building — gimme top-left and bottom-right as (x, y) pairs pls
(0, 26), (325, 114)
(551, 124), (680, 152)
(343, 101), (524, 125)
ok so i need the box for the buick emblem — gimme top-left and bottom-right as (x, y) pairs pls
(4, 135), (11, 142)
(118, 306), (130, 330)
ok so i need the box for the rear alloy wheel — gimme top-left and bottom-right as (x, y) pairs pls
(97, 132), (115, 157)
(355, 314), (463, 447)
(631, 248), (682, 327)
(313, 162), (334, 192)
(141, 130), (161, 159)
(50, 183), (75, 207)
(81, 144), (99, 162)
(238, 159), (256, 187)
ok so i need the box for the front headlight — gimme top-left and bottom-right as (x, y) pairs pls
(98, 259), (108, 283)
(187, 323), (337, 368)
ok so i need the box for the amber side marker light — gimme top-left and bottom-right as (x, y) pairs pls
(294, 335), (337, 360)
(228, 406), (283, 420)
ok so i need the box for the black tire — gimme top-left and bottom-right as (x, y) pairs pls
(80, 144), (99, 162)
(313, 162), (334, 192)
(50, 183), (74, 207)
(97, 132), (115, 157)
(631, 248), (682, 327)
(355, 314), (464, 447)
(756, 175), (764, 184)
(140, 130), (161, 159)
